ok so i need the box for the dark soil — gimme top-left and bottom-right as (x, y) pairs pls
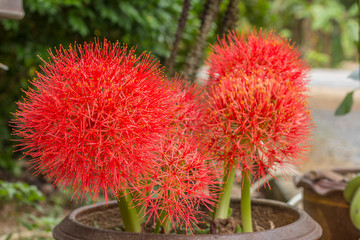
(212, 200), (297, 234)
(76, 200), (298, 234)
(77, 206), (123, 230)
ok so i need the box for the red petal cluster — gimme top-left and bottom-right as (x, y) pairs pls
(131, 81), (221, 232)
(206, 30), (308, 88)
(12, 40), (175, 202)
(203, 30), (313, 181)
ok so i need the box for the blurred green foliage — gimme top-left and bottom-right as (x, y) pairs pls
(0, 180), (61, 239)
(0, 180), (45, 206)
(0, 0), (203, 175)
(0, 0), (358, 176)
(237, 0), (358, 67)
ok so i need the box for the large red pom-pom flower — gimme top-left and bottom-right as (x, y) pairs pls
(203, 30), (313, 182)
(12, 40), (175, 202)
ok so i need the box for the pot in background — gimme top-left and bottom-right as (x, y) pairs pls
(295, 168), (360, 240)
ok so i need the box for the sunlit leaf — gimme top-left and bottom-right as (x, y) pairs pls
(335, 91), (354, 116)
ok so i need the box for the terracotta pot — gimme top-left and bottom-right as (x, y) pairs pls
(295, 168), (360, 240)
(53, 198), (322, 240)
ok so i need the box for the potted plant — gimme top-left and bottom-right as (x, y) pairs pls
(12, 31), (322, 239)
(202, 29), (317, 233)
(296, 168), (360, 240)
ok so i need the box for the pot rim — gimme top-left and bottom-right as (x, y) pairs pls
(54, 198), (322, 240)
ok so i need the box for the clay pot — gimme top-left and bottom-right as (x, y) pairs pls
(295, 168), (360, 240)
(53, 198), (322, 240)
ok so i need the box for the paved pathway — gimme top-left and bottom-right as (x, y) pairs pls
(308, 68), (360, 167)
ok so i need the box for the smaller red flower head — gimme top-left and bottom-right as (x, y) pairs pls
(206, 29), (307, 88)
(129, 80), (221, 232)
(131, 133), (221, 233)
(203, 68), (313, 182)
(12, 39), (176, 202)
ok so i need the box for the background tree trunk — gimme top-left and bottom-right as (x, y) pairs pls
(218, 0), (240, 36)
(183, 0), (222, 82)
(165, 0), (191, 77)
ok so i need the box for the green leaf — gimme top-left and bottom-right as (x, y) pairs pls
(236, 224), (243, 233)
(5, 233), (12, 240)
(100, 7), (119, 23)
(68, 15), (89, 36)
(21, 221), (34, 230)
(121, 3), (141, 23)
(350, 187), (360, 229)
(227, 207), (233, 218)
(341, 21), (358, 58)
(335, 91), (354, 116)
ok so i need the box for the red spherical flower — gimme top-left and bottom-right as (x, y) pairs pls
(206, 29), (308, 87)
(203, 68), (313, 182)
(12, 40), (176, 202)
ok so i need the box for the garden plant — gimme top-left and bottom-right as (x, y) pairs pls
(203, 30), (313, 232)
(12, 29), (314, 235)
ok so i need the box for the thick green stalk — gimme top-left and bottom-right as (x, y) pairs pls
(214, 165), (236, 220)
(241, 170), (253, 232)
(117, 190), (142, 233)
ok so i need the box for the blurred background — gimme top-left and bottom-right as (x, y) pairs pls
(0, 0), (359, 239)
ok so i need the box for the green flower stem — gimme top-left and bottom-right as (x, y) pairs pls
(117, 190), (142, 233)
(154, 210), (171, 234)
(214, 165), (236, 220)
(154, 219), (161, 234)
(241, 170), (253, 232)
